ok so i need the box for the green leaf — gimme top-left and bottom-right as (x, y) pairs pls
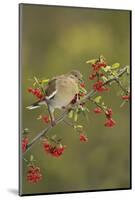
(82, 110), (89, 121)
(101, 102), (107, 109)
(33, 82), (36, 87)
(79, 86), (87, 94)
(23, 128), (30, 134)
(111, 71), (118, 76)
(68, 110), (73, 118)
(94, 96), (102, 103)
(86, 58), (98, 64)
(74, 125), (83, 129)
(79, 106), (85, 112)
(126, 66), (130, 74)
(76, 125), (83, 128)
(74, 112), (78, 122)
(99, 55), (106, 62)
(84, 107), (89, 112)
(79, 105), (89, 113)
(111, 63), (120, 69)
(37, 115), (42, 120)
(30, 155), (34, 162)
(120, 100), (126, 108)
(102, 102), (105, 106)
(33, 76), (42, 88)
(101, 76), (108, 82)
(34, 76), (39, 85)
(101, 65), (111, 72)
(41, 79), (50, 83)
(51, 135), (57, 140)
(24, 128), (29, 132)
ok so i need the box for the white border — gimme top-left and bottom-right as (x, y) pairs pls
(0, 0), (134, 199)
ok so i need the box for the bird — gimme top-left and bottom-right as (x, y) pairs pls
(27, 70), (83, 126)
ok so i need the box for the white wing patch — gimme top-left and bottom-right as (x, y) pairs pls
(26, 105), (40, 110)
(45, 90), (57, 100)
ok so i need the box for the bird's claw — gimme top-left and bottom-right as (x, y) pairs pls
(51, 120), (56, 127)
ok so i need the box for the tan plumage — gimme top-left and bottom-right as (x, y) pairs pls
(27, 70), (83, 126)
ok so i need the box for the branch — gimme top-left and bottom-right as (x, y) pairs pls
(24, 110), (68, 154)
(23, 66), (128, 154)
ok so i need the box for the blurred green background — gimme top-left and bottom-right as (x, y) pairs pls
(20, 4), (130, 195)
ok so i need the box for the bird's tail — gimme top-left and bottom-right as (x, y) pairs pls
(26, 100), (45, 110)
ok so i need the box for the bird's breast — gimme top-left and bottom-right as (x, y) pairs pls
(49, 77), (78, 109)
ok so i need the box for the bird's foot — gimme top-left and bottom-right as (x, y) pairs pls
(51, 120), (56, 127)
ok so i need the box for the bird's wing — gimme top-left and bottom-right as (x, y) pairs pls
(45, 78), (57, 100)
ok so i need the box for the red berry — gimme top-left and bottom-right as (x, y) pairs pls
(80, 134), (88, 142)
(89, 73), (96, 80)
(22, 137), (29, 153)
(93, 81), (104, 92)
(92, 62), (106, 72)
(78, 92), (85, 97)
(28, 87), (33, 93)
(42, 115), (50, 123)
(37, 93), (43, 99)
(99, 73), (104, 77)
(33, 88), (39, 95)
(93, 81), (109, 92)
(105, 108), (113, 119)
(94, 107), (102, 114)
(92, 64), (97, 68)
(98, 62), (107, 67)
(104, 118), (116, 128)
(122, 95), (130, 100)
(52, 146), (65, 157)
(80, 82), (85, 88)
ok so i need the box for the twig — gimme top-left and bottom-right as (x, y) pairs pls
(23, 66), (128, 154)
(90, 98), (107, 114)
(115, 79), (128, 94)
(63, 119), (75, 128)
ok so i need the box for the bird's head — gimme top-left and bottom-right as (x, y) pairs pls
(69, 70), (83, 82)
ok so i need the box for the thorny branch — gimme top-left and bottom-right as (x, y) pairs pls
(23, 66), (128, 154)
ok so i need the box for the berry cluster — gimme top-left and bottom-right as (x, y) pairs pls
(43, 139), (66, 158)
(93, 81), (109, 92)
(27, 165), (42, 184)
(89, 60), (106, 80)
(79, 82), (87, 97)
(88, 58), (109, 92)
(28, 87), (43, 99)
(104, 108), (116, 128)
(93, 105), (116, 128)
(92, 62), (107, 72)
